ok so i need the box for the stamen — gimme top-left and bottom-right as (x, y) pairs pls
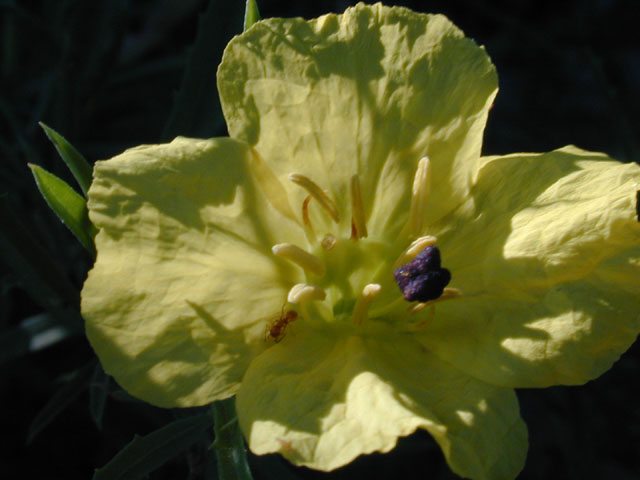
(408, 288), (462, 315)
(289, 173), (340, 223)
(394, 246), (451, 302)
(287, 283), (327, 303)
(301, 195), (316, 243)
(249, 148), (298, 223)
(350, 175), (368, 239)
(408, 157), (431, 238)
(407, 305), (436, 330)
(392, 235), (438, 270)
(272, 243), (326, 276)
(351, 283), (381, 325)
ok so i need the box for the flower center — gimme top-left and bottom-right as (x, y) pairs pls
(268, 156), (461, 339)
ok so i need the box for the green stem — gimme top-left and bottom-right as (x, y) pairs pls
(211, 397), (253, 480)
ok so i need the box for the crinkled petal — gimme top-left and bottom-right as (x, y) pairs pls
(419, 146), (640, 388)
(218, 3), (497, 237)
(237, 330), (527, 480)
(82, 137), (303, 407)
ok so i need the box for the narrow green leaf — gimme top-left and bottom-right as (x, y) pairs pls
(243, 0), (260, 31)
(0, 311), (82, 365)
(29, 164), (97, 256)
(161, 0), (244, 140)
(93, 413), (213, 480)
(0, 195), (79, 311)
(39, 122), (93, 196)
(89, 362), (110, 430)
(27, 360), (96, 444)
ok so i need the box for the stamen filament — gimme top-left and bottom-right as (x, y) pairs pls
(408, 287), (462, 315)
(289, 173), (340, 223)
(352, 283), (381, 325)
(408, 157), (431, 237)
(287, 283), (327, 303)
(301, 195), (316, 243)
(272, 243), (326, 276)
(350, 175), (368, 239)
(392, 235), (438, 270)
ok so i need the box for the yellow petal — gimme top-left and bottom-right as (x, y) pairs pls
(421, 146), (640, 387)
(218, 4), (497, 238)
(237, 330), (527, 480)
(82, 137), (303, 407)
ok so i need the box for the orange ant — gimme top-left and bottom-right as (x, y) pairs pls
(265, 306), (298, 343)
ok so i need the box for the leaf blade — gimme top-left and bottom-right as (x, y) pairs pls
(89, 362), (110, 430)
(29, 163), (97, 256)
(93, 413), (213, 480)
(243, 0), (260, 31)
(27, 360), (96, 444)
(39, 122), (93, 196)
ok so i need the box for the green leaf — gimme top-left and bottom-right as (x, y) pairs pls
(0, 194), (79, 311)
(0, 311), (82, 365)
(161, 0), (244, 140)
(93, 413), (213, 480)
(89, 362), (110, 430)
(39, 122), (93, 196)
(243, 0), (260, 31)
(29, 163), (97, 256)
(27, 360), (96, 444)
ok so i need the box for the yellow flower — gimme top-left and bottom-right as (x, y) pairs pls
(81, 4), (640, 479)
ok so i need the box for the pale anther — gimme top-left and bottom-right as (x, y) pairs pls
(289, 173), (340, 223)
(392, 235), (438, 270)
(272, 243), (326, 276)
(352, 283), (381, 325)
(287, 283), (327, 303)
(408, 157), (431, 238)
(350, 175), (368, 239)
(408, 287), (462, 315)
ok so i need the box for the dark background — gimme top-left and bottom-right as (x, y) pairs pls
(1, 1), (638, 479)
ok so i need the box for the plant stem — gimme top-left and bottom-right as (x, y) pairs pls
(211, 397), (253, 480)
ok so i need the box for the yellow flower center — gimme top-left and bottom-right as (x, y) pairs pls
(267, 157), (461, 340)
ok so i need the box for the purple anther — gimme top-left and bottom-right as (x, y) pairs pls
(393, 246), (451, 302)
